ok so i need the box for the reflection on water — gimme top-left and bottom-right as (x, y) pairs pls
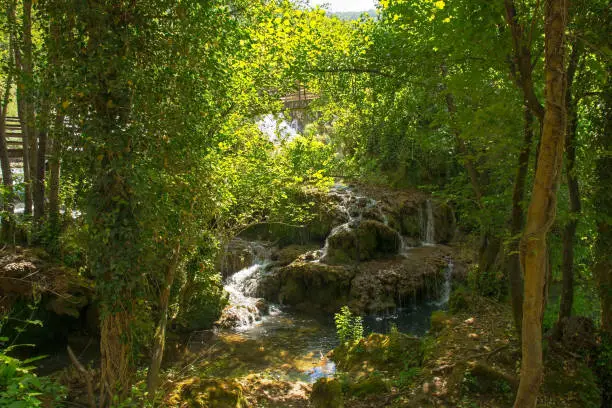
(190, 295), (448, 383)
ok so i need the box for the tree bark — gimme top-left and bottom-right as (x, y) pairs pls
(34, 102), (48, 223)
(147, 244), (182, 397)
(558, 43), (582, 321)
(593, 64), (612, 336)
(514, 0), (568, 406)
(22, 0), (38, 211)
(0, 72), (15, 241)
(47, 113), (62, 231)
(506, 106), (534, 336)
(8, 2), (32, 215)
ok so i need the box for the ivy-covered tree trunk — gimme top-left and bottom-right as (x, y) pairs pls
(514, 0), (568, 406)
(147, 244), (182, 397)
(559, 43), (582, 322)
(47, 113), (62, 232)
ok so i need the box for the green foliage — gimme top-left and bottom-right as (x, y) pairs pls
(448, 285), (474, 314)
(0, 348), (65, 408)
(334, 306), (364, 344)
(467, 265), (506, 300)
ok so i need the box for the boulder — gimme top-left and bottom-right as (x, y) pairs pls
(349, 246), (452, 313)
(166, 377), (245, 408)
(259, 261), (356, 312)
(311, 378), (343, 408)
(324, 220), (400, 264)
(270, 244), (320, 267)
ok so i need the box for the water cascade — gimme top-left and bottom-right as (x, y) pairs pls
(222, 257), (270, 330)
(420, 199), (435, 245)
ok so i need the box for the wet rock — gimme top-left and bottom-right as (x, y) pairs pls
(218, 239), (269, 278)
(260, 261), (355, 312)
(270, 244), (320, 266)
(349, 246), (453, 313)
(325, 220), (400, 264)
(311, 378), (343, 408)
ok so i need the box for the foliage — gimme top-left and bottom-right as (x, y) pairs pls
(0, 347), (65, 408)
(334, 306), (364, 344)
(467, 265), (507, 300)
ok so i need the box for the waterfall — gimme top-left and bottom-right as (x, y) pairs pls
(432, 260), (453, 307)
(421, 199), (435, 245)
(223, 258), (269, 330)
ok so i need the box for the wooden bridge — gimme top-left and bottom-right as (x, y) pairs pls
(281, 86), (318, 110)
(4, 117), (25, 160)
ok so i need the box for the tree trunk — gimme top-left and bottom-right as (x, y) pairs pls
(558, 43), (582, 322)
(514, 1), (568, 406)
(506, 106), (534, 336)
(22, 0), (38, 211)
(593, 65), (612, 336)
(9, 3), (32, 216)
(0, 73), (15, 241)
(147, 244), (182, 397)
(34, 103), (48, 223)
(47, 113), (62, 231)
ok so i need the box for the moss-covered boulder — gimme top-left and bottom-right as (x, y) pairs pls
(325, 220), (400, 264)
(166, 377), (246, 408)
(310, 378), (343, 408)
(260, 261), (356, 312)
(270, 244), (320, 267)
(331, 332), (422, 373)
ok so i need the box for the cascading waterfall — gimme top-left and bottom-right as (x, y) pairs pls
(223, 253), (270, 330)
(434, 259), (453, 307)
(317, 184), (382, 262)
(420, 199), (435, 245)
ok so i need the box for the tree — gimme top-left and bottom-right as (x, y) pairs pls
(514, 0), (569, 406)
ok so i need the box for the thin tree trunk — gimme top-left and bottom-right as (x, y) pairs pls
(47, 113), (62, 231)
(0, 73), (15, 241)
(147, 244), (182, 397)
(558, 43), (582, 321)
(507, 106), (534, 336)
(34, 102), (48, 223)
(22, 0), (37, 207)
(514, 0), (568, 406)
(9, 2), (32, 216)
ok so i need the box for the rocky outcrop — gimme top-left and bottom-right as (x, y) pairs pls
(349, 246), (452, 313)
(324, 220), (400, 264)
(259, 261), (355, 312)
(0, 247), (92, 319)
(260, 245), (457, 314)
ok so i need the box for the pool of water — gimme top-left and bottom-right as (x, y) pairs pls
(188, 297), (445, 384)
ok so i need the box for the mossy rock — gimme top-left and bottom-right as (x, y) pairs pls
(325, 220), (400, 264)
(348, 375), (390, 397)
(331, 332), (422, 373)
(167, 377), (246, 408)
(269, 261), (355, 312)
(311, 378), (343, 408)
(430, 310), (452, 333)
(448, 286), (474, 313)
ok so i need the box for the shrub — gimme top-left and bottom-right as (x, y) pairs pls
(334, 306), (364, 344)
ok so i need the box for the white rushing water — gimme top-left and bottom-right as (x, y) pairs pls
(223, 262), (268, 330)
(420, 199), (435, 245)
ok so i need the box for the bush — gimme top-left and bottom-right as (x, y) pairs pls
(467, 265), (506, 300)
(334, 306), (364, 344)
(0, 345), (66, 407)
